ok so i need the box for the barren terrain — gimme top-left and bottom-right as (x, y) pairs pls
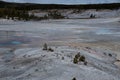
(0, 9), (120, 80)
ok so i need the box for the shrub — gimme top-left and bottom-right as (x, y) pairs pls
(72, 77), (77, 80)
(75, 53), (80, 59)
(43, 43), (48, 50)
(73, 57), (78, 64)
(90, 14), (95, 18)
(43, 43), (54, 52)
(108, 53), (112, 57)
(73, 53), (80, 64)
(79, 55), (85, 62)
(48, 47), (54, 52)
(73, 53), (86, 65)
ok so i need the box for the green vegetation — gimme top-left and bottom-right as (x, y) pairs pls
(73, 57), (78, 64)
(0, 8), (49, 21)
(43, 43), (54, 52)
(73, 53), (87, 65)
(0, 8), (30, 20)
(47, 10), (65, 19)
(1, 1), (119, 21)
(48, 47), (54, 52)
(73, 53), (80, 64)
(79, 55), (85, 62)
(0, 1), (119, 21)
(0, 7), (65, 21)
(90, 14), (95, 18)
(0, 1), (120, 10)
(43, 43), (48, 50)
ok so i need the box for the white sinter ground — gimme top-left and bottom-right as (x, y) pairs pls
(0, 46), (120, 80)
(0, 9), (120, 80)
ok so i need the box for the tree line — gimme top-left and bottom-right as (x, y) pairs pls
(0, 8), (66, 21)
(0, 8), (30, 21)
(0, 8), (47, 21)
(0, 1), (120, 10)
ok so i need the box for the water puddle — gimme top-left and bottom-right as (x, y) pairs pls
(96, 29), (113, 35)
(0, 31), (31, 47)
(0, 40), (22, 46)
